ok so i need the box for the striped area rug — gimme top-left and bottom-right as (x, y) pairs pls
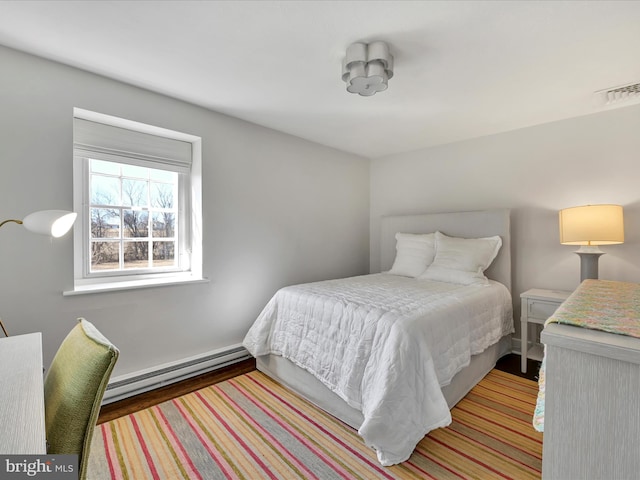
(88, 369), (542, 479)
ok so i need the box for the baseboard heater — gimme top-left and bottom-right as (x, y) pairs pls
(103, 344), (252, 404)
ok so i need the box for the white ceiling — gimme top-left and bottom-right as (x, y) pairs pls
(1, 1), (639, 158)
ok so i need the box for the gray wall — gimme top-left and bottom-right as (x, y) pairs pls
(0, 45), (370, 376)
(4, 41), (639, 374)
(370, 103), (640, 337)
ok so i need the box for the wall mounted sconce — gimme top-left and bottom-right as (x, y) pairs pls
(341, 41), (394, 96)
(0, 210), (77, 238)
(559, 204), (624, 282)
(0, 209), (77, 336)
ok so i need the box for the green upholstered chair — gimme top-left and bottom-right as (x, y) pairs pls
(44, 318), (119, 480)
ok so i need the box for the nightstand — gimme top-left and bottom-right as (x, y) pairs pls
(520, 288), (572, 373)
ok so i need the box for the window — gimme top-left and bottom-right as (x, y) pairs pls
(68, 109), (203, 294)
(89, 159), (178, 272)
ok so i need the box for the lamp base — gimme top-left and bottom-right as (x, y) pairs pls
(575, 246), (604, 283)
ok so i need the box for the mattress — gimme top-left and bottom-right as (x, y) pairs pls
(243, 273), (513, 465)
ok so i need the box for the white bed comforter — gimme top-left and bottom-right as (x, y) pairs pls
(242, 273), (513, 466)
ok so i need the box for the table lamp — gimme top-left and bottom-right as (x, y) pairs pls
(0, 209), (77, 336)
(559, 204), (624, 282)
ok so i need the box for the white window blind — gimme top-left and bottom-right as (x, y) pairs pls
(73, 117), (192, 173)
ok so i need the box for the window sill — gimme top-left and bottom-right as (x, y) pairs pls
(63, 276), (209, 296)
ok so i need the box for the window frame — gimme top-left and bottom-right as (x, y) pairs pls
(68, 108), (204, 295)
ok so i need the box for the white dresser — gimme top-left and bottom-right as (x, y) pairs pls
(540, 281), (640, 480)
(0, 332), (47, 454)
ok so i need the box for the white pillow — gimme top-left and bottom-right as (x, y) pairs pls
(387, 232), (436, 277)
(418, 231), (502, 285)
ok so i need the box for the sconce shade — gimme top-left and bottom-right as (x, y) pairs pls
(559, 204), (624, 245)
(22, 210), (77, 238)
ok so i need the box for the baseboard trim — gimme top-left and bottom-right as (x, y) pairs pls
(103, 344), (251, 404)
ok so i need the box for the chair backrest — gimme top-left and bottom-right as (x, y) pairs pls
(44, 318), (119, 480)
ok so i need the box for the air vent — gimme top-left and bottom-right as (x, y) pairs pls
(595, 81), (640, 106)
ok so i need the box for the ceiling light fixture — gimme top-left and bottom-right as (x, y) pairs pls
(341, 41), (394, 97)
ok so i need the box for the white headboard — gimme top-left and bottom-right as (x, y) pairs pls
(380, 209), (512, 292)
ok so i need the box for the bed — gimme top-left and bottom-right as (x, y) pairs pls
(243, 209), (514, 466)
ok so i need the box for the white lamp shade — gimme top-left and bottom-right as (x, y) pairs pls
(559, 204), (624, 245)
(22, 210), (77, 238)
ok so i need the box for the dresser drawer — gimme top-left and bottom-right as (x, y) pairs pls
(528, 299), (560, 320)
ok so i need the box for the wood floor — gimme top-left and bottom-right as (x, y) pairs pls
(97, 353), (539, 424)
(495, 352), (541, 382)
(97, 358), (256, 424)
